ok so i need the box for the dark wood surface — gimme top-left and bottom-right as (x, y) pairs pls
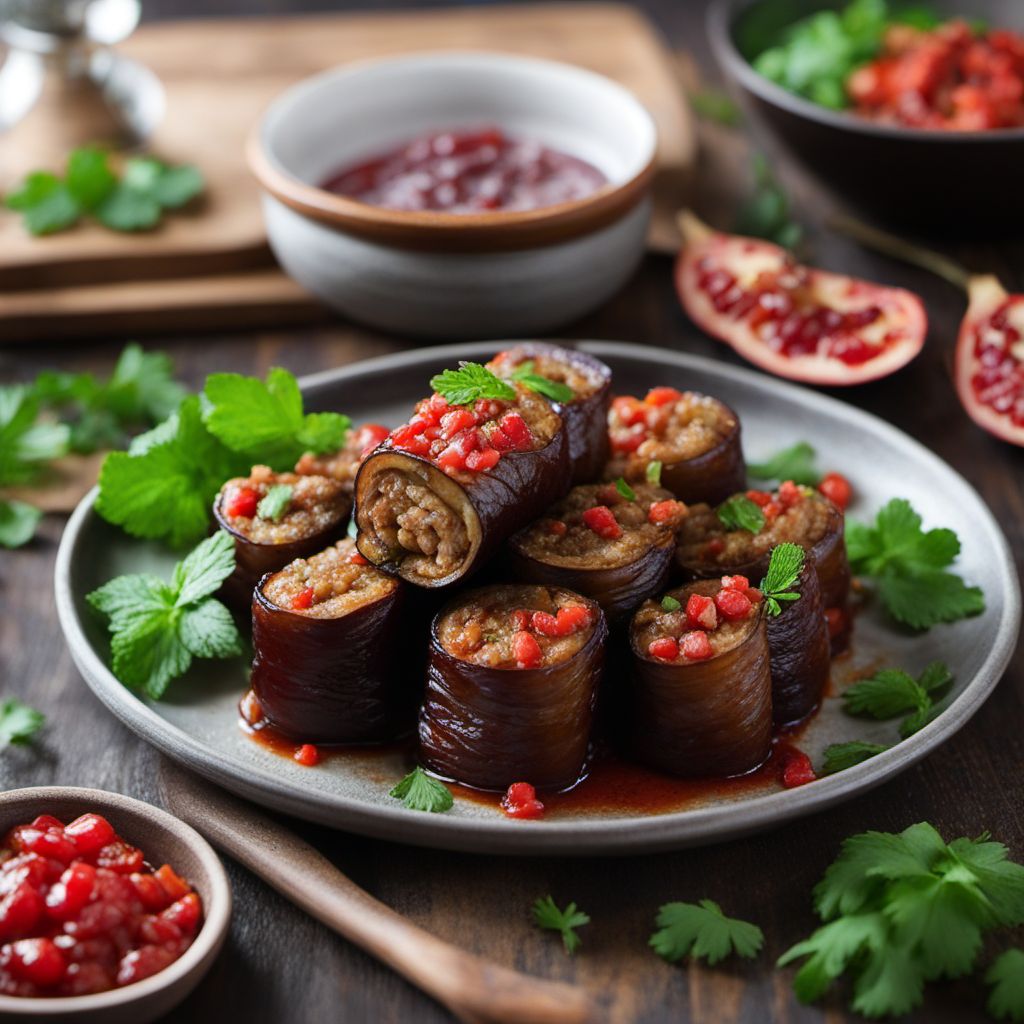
(2, 2), (1023, 1022)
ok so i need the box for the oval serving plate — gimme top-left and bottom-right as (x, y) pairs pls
(55, 342), (1021, 855)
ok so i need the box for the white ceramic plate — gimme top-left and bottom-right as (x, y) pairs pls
(54, 342), (1021, 855)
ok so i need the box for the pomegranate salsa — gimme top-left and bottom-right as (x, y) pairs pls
(0, 813), (202, 998)
(322, 127), (607, 213)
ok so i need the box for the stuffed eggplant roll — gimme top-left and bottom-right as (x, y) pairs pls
(215, 466), (351, 608)
(251, 539), (411, 743)
(488, 343), (612, 483)
(507, 481), (688, 623)
(676, 481), (852, 652)
(606, 388), (745, 505)
(355, 384), (568, 588)
(295, 423), (390, 494)
(628, 577), (772, 777)
(766, 561), (831, 726)
(419, 584), (606, 792)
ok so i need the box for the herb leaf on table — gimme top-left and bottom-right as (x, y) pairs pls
(735, 154), (803, 250)
(87, 531), (242, 699)
(987, 949), (1024, 1022)
(0, 499), (43, 549)
(651, 900), (764, 965)
(0, 699), (46, 748)
(532, 896), (590, 955)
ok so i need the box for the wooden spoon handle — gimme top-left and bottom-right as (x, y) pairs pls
(159, 761), (599, 1024)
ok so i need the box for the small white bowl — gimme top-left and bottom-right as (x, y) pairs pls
(0, 787), (231, 1024)
(249, 52), (658, 338)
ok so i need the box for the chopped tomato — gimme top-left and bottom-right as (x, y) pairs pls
(715, 588), (753, 621)
(680, 631), (713, 661)
(778, 480), (803, 508)
(645, 386), (683, 407)
(546, 519), (567, 536)
(464, 447), (500, 472)
(582, 505), (622, 540)
(685, 593), (718, 631)
(648, 499), (686, 525)
(294, 744), (320, 767)
(291, 587), (315, 611)
(501, 782), (545, 820)
(819, 472), (852, 511)
(226, 486), (260, 518)
(745, 489), (772, 508)
(720, 575), (750, 593)
(648, 637), (679, 661)
(780, 748), (816, 788)
(512, 630), (543, 669)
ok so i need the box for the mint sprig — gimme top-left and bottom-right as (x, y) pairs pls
(717, 494), (765, 533)
(430, 363), (516, 406)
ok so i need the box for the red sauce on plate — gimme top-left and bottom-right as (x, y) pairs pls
(322, 127), (608, 213)
(0, 814), (202, 998)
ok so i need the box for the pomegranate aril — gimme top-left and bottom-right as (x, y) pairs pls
(680, 631), (714, 661)
(45, 862), (97, 920)
(6, 938), (66, 987)
(64, 814), (115, 857)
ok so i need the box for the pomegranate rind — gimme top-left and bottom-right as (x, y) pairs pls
(675, 225), (928, 387)
(954, 274), (1024, 447)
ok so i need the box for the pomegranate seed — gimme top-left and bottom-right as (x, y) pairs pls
(685, 594), (718, 631)
(440, 408), (478, 439)
(556, 605), (592, 633)
(498, 412), (532, 450)
(501, 782), (544, 820)
(161, 893), (202, 936)
(648, 637), (679, 661)
(464, 447), (500, 472)
(347, 550), (369, 565)
(512, 631), (543, 669)
(30, 816), (63, 831)
(45, 862), (97, 920)
(6, 937), (66, 986)
(582, 505), (622, 540)
(644, 386), (683, 406)
(294, 744), (320, 767)
(648, 499), (685, 525)
(715, 588), (753, 621)
(781, 749), (817, 788)
(130, 873), (171, 912)
(745, 490), (772, 507)
(720, 575), (749, 592)
(0, 882), (43, 941)
(531, 611), (562, 637)
(154, 864), (191, 902)
(291, 587), (315, 611)
(355, 423), (389, 454)
(512, 609), (531, 631)
(225, 486), (260, 518)
(116, 945), (176, 987)
(680, 631), (714, 660)
(778, 480), (803, 508)
(819, 472), (852, 510)
(64, 814), (115, 857)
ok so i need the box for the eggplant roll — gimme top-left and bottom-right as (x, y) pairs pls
(355, 385), (569, 588)
(766, 562), (831, 726)
(419, 584), (606, 791)
(488, 343), (612, 484)
(507, 482), (688, 623)
(295, 423), (390, 494)
(214, 466), (351, 609)
(628, 579), (772, 777)
(251, 539), (412, 743)
(606, 389), (745, 505)
(676, 483), (851, 652)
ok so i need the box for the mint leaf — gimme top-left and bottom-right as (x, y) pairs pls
(65, 147), (117, 209)
(748, 442), (821, 485)
(651, 899), (764, 965)
(0, 386), (70, 485)
(0, 499), (42, 548)
(178, 598), (242, 658)
(5, 172), (80, 235)
(96, 186), (162, 231)
(257, 484), (292, 523)
(0, 699), (46, 748)
(123, 158), (204, 208)
(430, 362), (516, 406)
(689, 88), (742, 126)
(172, 531), (237, 606)
(388, 767), (453, 813)
(717, 494), (765, 533)
(510, 362), (574, 403)
(759, 542), (805, 616)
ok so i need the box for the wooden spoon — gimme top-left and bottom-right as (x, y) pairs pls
(159, 759), (600, 1024)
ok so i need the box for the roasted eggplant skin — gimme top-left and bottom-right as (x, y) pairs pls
(418, 601), (607, 792)
(213, 494), (351, 610)
(766, 563), (831, 726)
(506, 535), (675, 625)
(250, 575), (412, 744)
(628, 609), (772, 778)
(354, 427), (570, 589)
(494, 342), (612, 484)
(660, 412), (746, 506)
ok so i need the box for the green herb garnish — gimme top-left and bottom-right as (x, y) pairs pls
(651, 900), (764, 966)
(735, 154), (803, 250)
(748, 442), (821, 485)
(778, 822), (1024, 1017)
(430, 363), (516, 406)
(842, 660), (952, 739)
(257, 484), (293, 522)
(532, 896), (590, 955)
(5, 147), (203, 235)
(661, 595), (682, 612)
(846, 498), (984, 629)
(511, 360), (575, 403)
(758, 542), (804, 616)
(87, 531), (242, 700)
(0, 500), (42, 549)
(689, 88), (742, 126)
(0, 385), (70, 486)
(389, 767), (453, 813)
(821, 740), (889, 774)
(987, 949), (1024, 1022)
(615, 477), (636, 501)
(646, 460), (662, 486)
(0, 699), (46, 748)
(716, 494), (765, 533)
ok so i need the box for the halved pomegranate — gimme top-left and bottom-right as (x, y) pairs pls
(955, 274), (1024, 446)
(675, 212), (928, 386)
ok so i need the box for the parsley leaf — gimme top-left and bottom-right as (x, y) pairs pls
(987, 949), (1024, 1021)
(65, 147), (117, 209)
(510, 361), (575, 403)
(846, 498), (984, 629)
(842, 661), (953, 740)
(96, 187), (161, 232)
(430, 362), (516, 406)
(735, 154), (803, 250)
(651, 900), (763, 965)
(661, 595), (682, 612)
(748, 442), (822, 485)
(0, 499), (42, 549)
(4, 172), (80, 235)
(122, 158), (204, 209)
(532, 896), (590, 955)
(717, 494), (765, 533)
(759, 542), (805, 616)
(87, 531), (242, 699)
(388, 767), (453, 813)
(646, 460), (662, 486)
(96, 396), (245, 547)
(203, 367), (350, 470)
(822, 741), (889, 774)
(615, 477), (636, 501)
(257, 484), (293, 523)
(0, 386), (70, 485)
(0, 699), (46, 748)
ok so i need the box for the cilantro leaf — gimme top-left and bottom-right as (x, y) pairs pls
(96, 187), (161, 231)
(987, 949), (1024, 1021)
(388, 767), (453, 813)
(615, 477), (636, 501)
(257, 484), (293, 523)
(843, 668), (929, 719)
(532, 896), (590, 955)
(203, 367), (350, 469)
(0, 386), (70, 485)
(0, 699), (46, 748)
(4, 171), (81, 235)
(747, 442), (821, 485)
(650, 899), (763, 965)
(430, 363), (516, 406)
(123, 158), (204, 209)
(759, 542), (805, 616)
(717, 494), (765, 533)
(661, 595), (682, 612)
(646, 460), (662, 486)
(846, 498), (984, 629)
(0, 499), (42, 549)
(822, 741), (889, 774)
(65, 147), (117, 209)
(87, 532), (242, 699)
(510, 362), (574, 403)
(96, 396), (245, 547)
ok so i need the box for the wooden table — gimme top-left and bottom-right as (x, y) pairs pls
(2, 2), (1022, 1021)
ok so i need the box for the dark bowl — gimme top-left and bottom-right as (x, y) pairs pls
(707, 0), (1024, 236)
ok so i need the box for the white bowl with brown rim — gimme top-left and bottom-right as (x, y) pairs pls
(248, 52), (658, 338)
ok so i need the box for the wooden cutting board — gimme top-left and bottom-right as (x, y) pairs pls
(0, 3), (696, 342)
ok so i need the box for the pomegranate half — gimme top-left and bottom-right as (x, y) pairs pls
(675, 213), (928, 387)
(955, 275), (1024, 446)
